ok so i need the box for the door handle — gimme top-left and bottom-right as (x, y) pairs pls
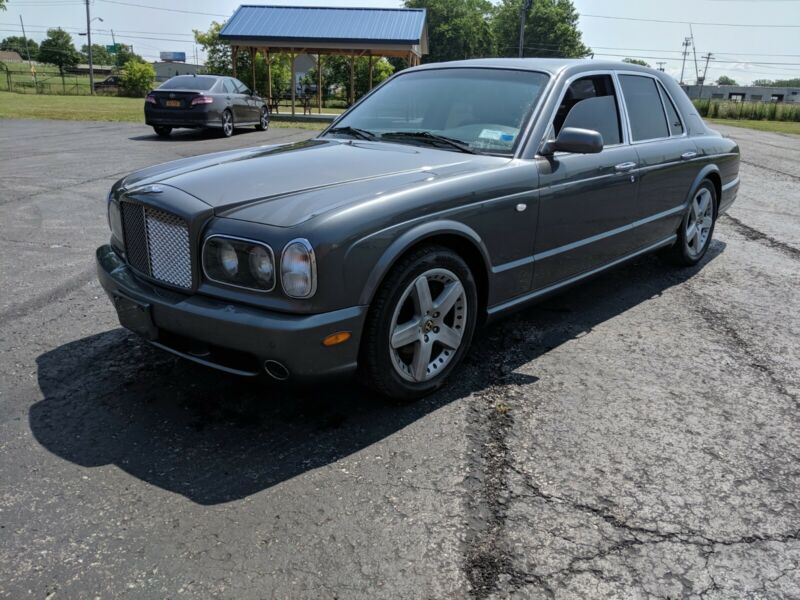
(614, 162), (637, 173)
(681, 151), (698, 160)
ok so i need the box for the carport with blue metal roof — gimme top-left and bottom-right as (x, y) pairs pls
(219, 5), (428, 117)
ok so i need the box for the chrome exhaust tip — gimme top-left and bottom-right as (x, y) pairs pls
(264, 360), (290, 381)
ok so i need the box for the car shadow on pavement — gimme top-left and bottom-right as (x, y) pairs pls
(128, 128), (264, 142)
(30, 242), (724, 505)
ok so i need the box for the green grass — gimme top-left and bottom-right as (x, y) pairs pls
(0, 90), (143, 121)
(706, 118), (800, 136)
(0, 91), (323, 131)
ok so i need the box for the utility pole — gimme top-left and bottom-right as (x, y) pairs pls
(699, 53), (713, 99)
(679, 37), (691, 84)
(19, 15), (38, 91)
(690, 25), (699, 83)
(111, 29), (116, 48)
(85, 0), (95, 94)
(518, 0), (533, 58)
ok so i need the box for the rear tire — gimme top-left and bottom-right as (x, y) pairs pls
(661, 180), (717, 266)
(256, 107), (269, 131)
(359, 246), (478, 401)
(153, 125), (172, 138)
(220, 110), (234, 138)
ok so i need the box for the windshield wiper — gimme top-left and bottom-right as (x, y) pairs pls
(380, 131), (478, 154)
(326, 126), (376, 141)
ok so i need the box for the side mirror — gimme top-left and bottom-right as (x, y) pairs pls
(541, 127), (604, 155)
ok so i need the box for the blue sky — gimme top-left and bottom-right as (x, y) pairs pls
(2, 0), (799, 84)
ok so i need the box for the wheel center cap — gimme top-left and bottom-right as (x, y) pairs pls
(422, 319), (435, 333)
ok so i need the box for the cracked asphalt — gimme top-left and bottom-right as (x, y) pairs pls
(1, 120), (798, 599)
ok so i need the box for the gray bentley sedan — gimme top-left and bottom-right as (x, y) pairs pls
(97, 59), (740, 399)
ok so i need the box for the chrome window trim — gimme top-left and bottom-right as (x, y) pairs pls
(201, 234), (277, 293)
(536, 69), (630, 156)
(281, 237), (318, 299)
(614, 70), (688, 144)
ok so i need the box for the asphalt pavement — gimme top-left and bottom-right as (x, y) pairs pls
(0, 120), (798, 599)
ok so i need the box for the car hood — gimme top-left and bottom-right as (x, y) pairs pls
(119, 139), (509, 227)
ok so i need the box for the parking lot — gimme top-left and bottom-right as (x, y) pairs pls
(0, 119), (798, 598)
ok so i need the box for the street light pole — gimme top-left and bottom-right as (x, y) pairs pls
(85, 0), (95, 94)
(518, 0), (533, 58)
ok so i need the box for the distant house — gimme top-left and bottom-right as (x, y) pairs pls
(683, 84), (800, 103)
(0, 50), (23, 63)
(153, 61), (204, 82)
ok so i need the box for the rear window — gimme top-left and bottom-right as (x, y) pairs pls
(159, 76), (217, 91)
(619, 75), (669, 142)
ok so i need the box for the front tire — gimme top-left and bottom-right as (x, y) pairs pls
(153, 125), (172, 138)
(359, 246), (478, 401)
(662, 180), (717, 266)
(220, 110), (234, 138)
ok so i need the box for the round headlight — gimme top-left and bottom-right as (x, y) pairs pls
(219, 241), (239, 276)
(249, 245), (274, 285)
(281, 239), (316, 298)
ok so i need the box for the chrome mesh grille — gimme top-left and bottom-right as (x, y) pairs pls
(121, 201), (192, 289)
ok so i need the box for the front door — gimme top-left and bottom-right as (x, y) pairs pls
(533, 73), (641, 290)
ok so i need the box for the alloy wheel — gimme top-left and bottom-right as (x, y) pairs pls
(259, 109), (269, 130)
(685, 187), (713, 258)
(222, 111), (233, 137)
(388, 268), (467, 382)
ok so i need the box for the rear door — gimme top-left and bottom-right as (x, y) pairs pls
(224, 78), (248, 122)
(533, 73), (641, 290)
(617, 73), (699, 247)
(233, 79), (260, 122)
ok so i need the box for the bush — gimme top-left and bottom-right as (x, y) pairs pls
(120, 59), (154, 97)
(692, 99), (800, 122)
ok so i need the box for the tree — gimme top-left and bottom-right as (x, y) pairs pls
(305, 56), (394, 102)
(38, 28), (79, 76)
(194, 21), (291, 96)
(1, 36), (38, 61)
(114, 44), (144, 67)
(493, 0), (590, 59)
(404, 0), (494, 63)
(716, 75), (737, 86)
(622, 58), (649, 67)
(752, 77), (800, 87)
(80, 44), (112, 66)
(0, 0), (6, 10)
(120, 59), (154, 97)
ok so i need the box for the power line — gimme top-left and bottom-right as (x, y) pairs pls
(581, 13), (800, 28)
(95, 0), (229, 18)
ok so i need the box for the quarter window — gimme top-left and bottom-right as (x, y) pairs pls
(657, 82), (684, 136)
(619, 75), (669, 141)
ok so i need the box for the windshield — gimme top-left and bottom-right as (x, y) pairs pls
(326, 68), (549, 155)
(159, 76), (217, 91)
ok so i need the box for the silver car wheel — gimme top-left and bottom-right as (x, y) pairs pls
(685, 187), (713, 258)
(259, 109), (269, 129)
(389, 268), (467, 383)
(222, 111), (233, 136)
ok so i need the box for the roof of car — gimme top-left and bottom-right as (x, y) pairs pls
(410, 58), (657, 76)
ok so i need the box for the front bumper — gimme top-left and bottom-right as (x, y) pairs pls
(96, 245), (366, 379)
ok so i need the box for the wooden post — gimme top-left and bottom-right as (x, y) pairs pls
(368, 55), (374, 91)
(250, 47), (256, 91)
(232, 45), (238, 78)
(317, 53), (322, 114)
(350, 52), (356, 105)
(266, 49), (272, 101)
(290, 52), (296, 117)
